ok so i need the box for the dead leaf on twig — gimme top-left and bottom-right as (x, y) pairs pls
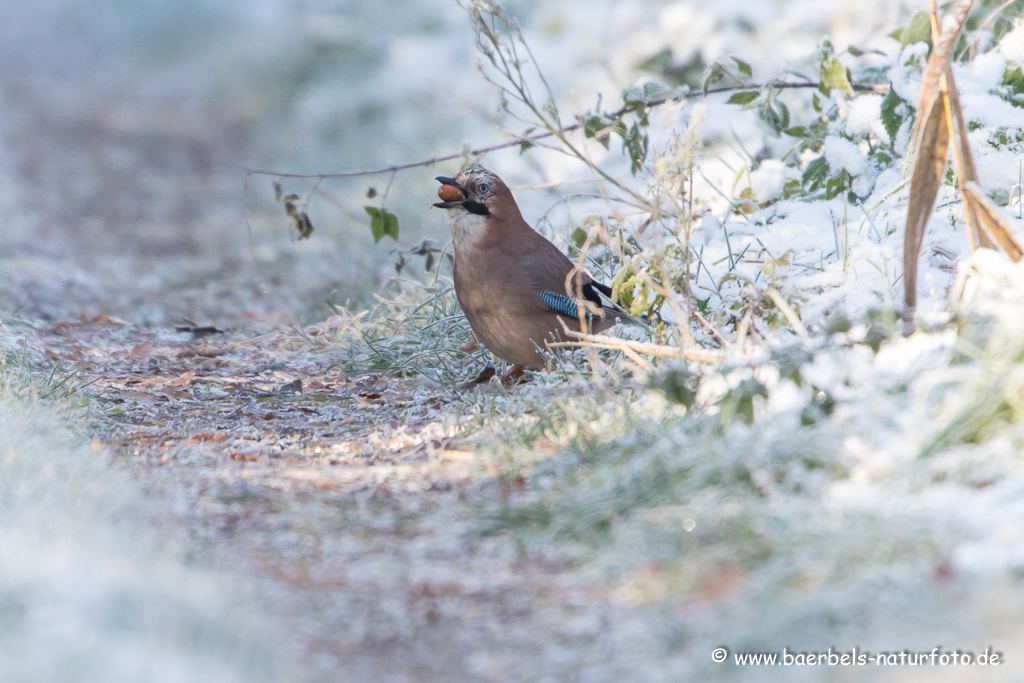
(903, 0), (1022, 311)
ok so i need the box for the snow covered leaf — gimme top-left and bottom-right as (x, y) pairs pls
(879, 89), (907, 142)
(731, 57), (752, 77)
(727, 90), (759, 105)
(890, 12), (932, 47)
(801, 156), (829, 192)
(701, 62), (726, 94)
(757, 97), (789, 134)
(820, 56), (853, 96)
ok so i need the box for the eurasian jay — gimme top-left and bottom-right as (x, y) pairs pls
(432, 168), (637, 382)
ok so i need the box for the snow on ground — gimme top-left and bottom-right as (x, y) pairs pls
(0, 393), (297, 683)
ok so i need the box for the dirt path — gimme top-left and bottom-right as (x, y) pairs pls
(0, 56), (639, 682)
(32, 315), (631, 681)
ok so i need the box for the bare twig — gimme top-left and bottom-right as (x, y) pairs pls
(549, 327), (724, 364)
(243, 82), (879, 181)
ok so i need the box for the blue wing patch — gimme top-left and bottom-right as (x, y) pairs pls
(539, 290), (590, 319)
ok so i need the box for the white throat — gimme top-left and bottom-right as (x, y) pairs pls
(445, 208), (488, 252)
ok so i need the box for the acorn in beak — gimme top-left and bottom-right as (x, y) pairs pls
(433, 176), (466, 209)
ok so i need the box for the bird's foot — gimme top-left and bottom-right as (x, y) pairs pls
(458, 364), (495, 391)
(455, 339), (481, 368)
(499, 364), (527, 387)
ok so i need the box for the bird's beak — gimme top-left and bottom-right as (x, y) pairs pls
(433, 176), (467, 209)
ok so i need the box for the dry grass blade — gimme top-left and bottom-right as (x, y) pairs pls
(904, 102), (949, 310)
(903, 0), (973, 310)
(962, 182), (1024, 262)
(767, 289), (811, 344)
(549, 326), (724, 364)
(942, 66), (995, 251)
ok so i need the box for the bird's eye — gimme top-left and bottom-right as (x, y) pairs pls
(477, 182), (491, 194)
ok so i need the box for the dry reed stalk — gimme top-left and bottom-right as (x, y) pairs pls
(903, 0), (1022, 311)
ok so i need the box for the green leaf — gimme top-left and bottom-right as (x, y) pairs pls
(812, 93), (823, 113)
(701, 63), (726, 95)
(294, 212), (314, 240)
(781, 178), (803, 199)
(365, 207), (399, 242)
(571, 227), (588, 249)
(732, 57), (753, 77)
(820, 56), (854, 96)
(519, 127), (536, 154)
(637, 47), (673, 74)
(651, 368), (699, 408)
(365, 206), (384, 243)
(757, 98), (790, 134)
(641, 81), (672, 102)
(879, 89), (907, 141)
(993, 16), (1016, 45)
(825, 169), (851, 200)
(719, 378), (768, 425)
(777, 102), (790, 130)
(621, 85), (653, 119)
(610, 267), (636, 310)
(783, 126), (810, 138)
(623, 122), (648, 175)
(1003, 66), (1024, 100)
(846, 45), (882, 58)
(727, 90), (760, 105)
(801, 156), (829, 190)
(583, 115), (612, 149)
(383, 209), (400, 241)
(894, 12), (932, 47)
(368, 217), (384, 243)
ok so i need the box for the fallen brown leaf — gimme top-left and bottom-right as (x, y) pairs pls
(125, 340), (153, 359)
(166, 371), (197, 387)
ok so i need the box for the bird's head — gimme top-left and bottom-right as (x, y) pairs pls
(432, 168), (524, 249)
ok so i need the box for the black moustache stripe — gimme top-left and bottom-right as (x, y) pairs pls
(462, 200), (490, 216)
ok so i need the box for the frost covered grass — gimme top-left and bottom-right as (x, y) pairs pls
(0, 331), (302, 683)
(426, 251), (1024, 680)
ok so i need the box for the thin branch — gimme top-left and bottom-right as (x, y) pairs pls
(243, 81), (881, 180)
(548, 328), (724, 364)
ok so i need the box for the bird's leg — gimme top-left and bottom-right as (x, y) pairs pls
(499, 364), (526, 386)
(455, 338), (481, 369)
(458, 364), (495, 391)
